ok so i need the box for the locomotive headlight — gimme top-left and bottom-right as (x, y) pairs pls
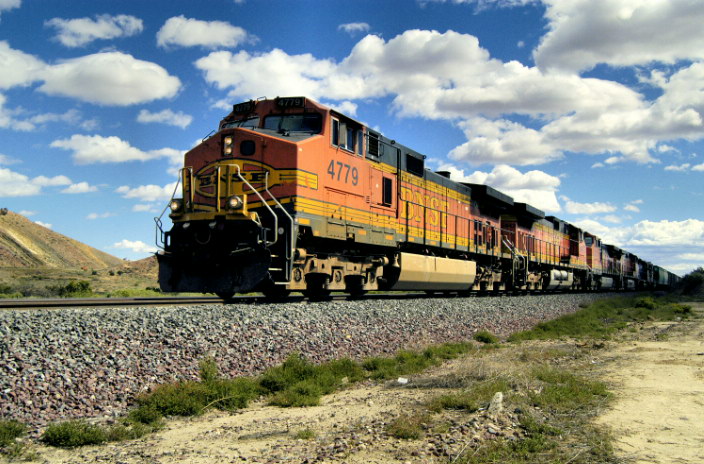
(223, 136), (234, 156)
(169, 199), (183, 213)
(226, 195), (243, 210)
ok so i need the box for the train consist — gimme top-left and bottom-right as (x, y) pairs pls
(156, 97), (678, 298)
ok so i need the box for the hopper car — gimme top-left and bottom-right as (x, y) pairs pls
(155, 96), (679, 299)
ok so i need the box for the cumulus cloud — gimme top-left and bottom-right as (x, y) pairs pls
(31, 175), (71, 187)
(50, 134), (184, 167)
(0, 41), (44, 89)
(535, 0), (704, 72)
(665, 163), (691, 172)
(0, 168), (41, 196)
(87, 212), (115, 220)
(157, 16), (250, 49)
(137, 109), (193, 129)
(437, 163), (562, 212)
(112, 239), (157, 254)
(45, 14), (143, 47)
(195, 27), (704, 166)
(0, 0), (20, 14)
(61, 182), (98, 194)
(115, 182), (178, 202)
(39, 52), (181, 105)
(562, 197), (617, 215)
(34, 221), (52, 229)
(338, 22), (371, 35)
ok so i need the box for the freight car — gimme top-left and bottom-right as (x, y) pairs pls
(156, 96), (678, 298)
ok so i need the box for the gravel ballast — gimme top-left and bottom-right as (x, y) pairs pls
(1, 294), (615, 428)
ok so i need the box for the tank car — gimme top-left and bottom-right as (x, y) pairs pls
(156, 96), (676, 298)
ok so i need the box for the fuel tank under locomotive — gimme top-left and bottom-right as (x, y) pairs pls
(157, 218), (272, 296)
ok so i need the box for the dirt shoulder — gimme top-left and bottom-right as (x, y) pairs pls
(25, 302), (704, 464)
(594, 302), (704, 464)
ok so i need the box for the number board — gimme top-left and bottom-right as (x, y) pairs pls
(233, 100), (256, 113)
(276, 97), (306, 108)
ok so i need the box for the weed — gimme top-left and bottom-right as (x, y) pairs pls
(49, 280), (93, 298)
(0, 419), (26, 447)
(40, 420), (107, 448)
(427, 378), (510, 413)
(508, 295), (691, 342)
(386, 413), (428, 440)
(293, 428), (316, 440)
(474, 330), (500, 344)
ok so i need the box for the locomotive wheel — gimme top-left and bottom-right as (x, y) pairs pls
(303, 275), (331, 300)
(262, 285), (290, 300)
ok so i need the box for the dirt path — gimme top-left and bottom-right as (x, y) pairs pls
(595, 302), (704, 464)
(25, 302), (704, 464)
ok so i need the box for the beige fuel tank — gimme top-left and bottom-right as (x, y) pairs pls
(390, 252), (476, 291)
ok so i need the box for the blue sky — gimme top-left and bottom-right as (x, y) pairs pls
(0, 0), (702, 275)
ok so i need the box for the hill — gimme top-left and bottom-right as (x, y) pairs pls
(0, 209), (125, 269)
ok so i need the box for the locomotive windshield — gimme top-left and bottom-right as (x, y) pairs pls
(263, 113), (322, 134)
(221, 116), (260, 129)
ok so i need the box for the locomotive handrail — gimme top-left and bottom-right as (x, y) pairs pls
(232, 164), (279, 247)
(154, 171), (185, 250)
(262, 171), (295, 282)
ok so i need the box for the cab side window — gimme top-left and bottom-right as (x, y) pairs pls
(331, 117), (357, 153)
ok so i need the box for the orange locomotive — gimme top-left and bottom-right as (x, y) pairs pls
(156, 96), (677, 298)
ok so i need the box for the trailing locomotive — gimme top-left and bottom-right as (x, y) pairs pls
(156, 96), (678, 298)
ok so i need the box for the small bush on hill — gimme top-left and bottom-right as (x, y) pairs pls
(49, 280), (93, 298)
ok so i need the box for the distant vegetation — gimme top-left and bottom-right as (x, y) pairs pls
(681, 266), (704, 295)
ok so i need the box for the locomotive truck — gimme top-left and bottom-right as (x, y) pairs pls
(156, 97), (678, 299)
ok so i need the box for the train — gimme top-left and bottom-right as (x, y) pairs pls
(155, 96), (679, 299)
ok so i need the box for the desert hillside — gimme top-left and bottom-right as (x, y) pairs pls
(0, 209), (125, 269)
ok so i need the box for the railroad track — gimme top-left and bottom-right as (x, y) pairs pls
(0, 289), (629, 309)
(0, 291), (479, 309)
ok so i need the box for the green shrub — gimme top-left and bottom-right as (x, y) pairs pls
(293, 428), (316, 440)
(386, 414), (428, 440)
(41, 420), (107, 448)
(126, 405), (163, 426)
(0, 420), (26, 447)
(681, 267), (704, 294)
(259, 353), (317, 393)
(635, 296), (657, 310)
(474, 330), (500, 344)
(50, 280), (93, 298)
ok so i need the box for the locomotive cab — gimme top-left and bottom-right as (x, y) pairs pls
(157, 97), (325, 298)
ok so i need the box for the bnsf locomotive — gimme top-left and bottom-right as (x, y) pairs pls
(156, 96), (678, 299)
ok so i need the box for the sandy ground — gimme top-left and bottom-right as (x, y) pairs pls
(595, 302), (704, 464)
(21, 302), (704, 464)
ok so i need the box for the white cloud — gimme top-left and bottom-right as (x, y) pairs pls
(438, 163), (562, 212)
(0, 153), (19, 165)
(627, 219), (704, 247)
(563, 197), (617, 215)
(31, 175), (71, 187)
(0, 0), (20, 15)
(323, 100), (358, 116)
(39, 52), (181, 105)
(116, 182), (178, 202)
(0, 41), (44, 89)
(61, 182), (98, 194)
(132, 203), (160, 213)
(137, 109), (192, 129)
(0, 168), (40, 196)
(534, 0), (704, 72)
(338, 22), (371, 35)
(665, 163), (691, 171)
(34, 221), (52, 229)
(86, 212), (115, 220)
(194, 28), (704, 166)
(18, 210), (35, 217)
(50, 134), (183, 167)
(45, 14), (143, 47)
(692, 163), (704, 171)
(600, 214), (623, 224)
(678, 252), (704, 261)
(157, 16), (250, 49)
(112, 239), (157, 254)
